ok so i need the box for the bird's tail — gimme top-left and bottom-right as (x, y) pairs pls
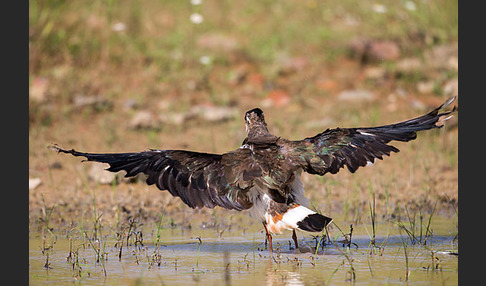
(296, 211), (333, 233)
(272, 205), (332, 233)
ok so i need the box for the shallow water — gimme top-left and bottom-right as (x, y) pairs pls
(29, 217), (458, 285)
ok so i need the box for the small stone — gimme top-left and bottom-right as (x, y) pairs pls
(88, 163), (119, 185)
(396, 57), (423, 73)
(424, 44), (458, 71)
(417, 81), (435, 94)
(129, 110), (160, 129)
(73, 94), (113, 111)
(364, 66), (386, 79)
(187, 105), (238, 122)
(338, 89), (375, 102)
(367, 40), (400, 62)
(30, 77), (48, 102)
(29, 178), (42, 190)
(443, 78), (458, 98)
(349, 37), (400, 63)
(158, 112), (186, 125)
(123, 99), (139, 111)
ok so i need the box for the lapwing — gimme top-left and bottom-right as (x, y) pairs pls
(50, 97), (456, 252)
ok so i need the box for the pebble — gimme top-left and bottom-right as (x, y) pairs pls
(88, 163), (119, 185)
(338, 89), (375, 102)
(29, 177), (42, 190)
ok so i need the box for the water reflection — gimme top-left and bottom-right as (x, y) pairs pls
(264, 257), (304, 286)
(29, 231), (457, 285)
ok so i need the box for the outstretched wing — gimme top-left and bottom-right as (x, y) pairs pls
(49, 145), (253, 211)
(289, 97), (457, 175)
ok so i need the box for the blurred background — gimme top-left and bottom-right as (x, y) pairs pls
(29, 0), (458, 227)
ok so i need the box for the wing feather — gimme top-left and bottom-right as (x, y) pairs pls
(49, 145), (252, 211)
(289, 97), (456, 175)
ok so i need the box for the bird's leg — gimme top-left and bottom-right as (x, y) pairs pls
(262, 222), (267, 249)
(292, 229), (299, 250)
(262, 222), (273, 253)
(268, 232), (273, 253)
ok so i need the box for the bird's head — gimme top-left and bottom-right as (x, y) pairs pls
(244, 108), (268, 135)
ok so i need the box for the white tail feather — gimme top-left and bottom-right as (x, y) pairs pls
(265, 205), (316, 234)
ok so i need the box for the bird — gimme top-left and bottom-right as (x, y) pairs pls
(49, 96), (456, 253)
